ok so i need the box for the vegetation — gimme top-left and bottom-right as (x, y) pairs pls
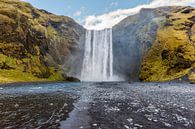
(0, 0), (82, 83)
(140, 7), (195, 82)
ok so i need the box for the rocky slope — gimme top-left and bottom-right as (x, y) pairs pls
(0, 0), (85, 83)
(139, 6), (195, 82)
(113, 8), (160, 81)
(113, 6), (195, 82)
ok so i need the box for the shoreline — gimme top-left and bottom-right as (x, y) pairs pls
(0, 81), (77, 87)
(0, 80), (192, 87)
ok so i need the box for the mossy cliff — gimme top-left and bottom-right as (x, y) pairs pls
(1, 0), (195, 83)
(0, 0), (85, 83)
(113, 6), (195, 82)
(139, 7), (195, 82)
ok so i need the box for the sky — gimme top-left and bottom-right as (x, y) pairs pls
(22, 0), (195, 30)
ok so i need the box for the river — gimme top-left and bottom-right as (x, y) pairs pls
(0, 82), (195, 129)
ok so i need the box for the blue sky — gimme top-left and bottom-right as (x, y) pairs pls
(23, 0), (151, 23)
(23, 0), (195, 29)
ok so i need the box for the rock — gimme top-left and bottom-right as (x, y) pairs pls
(190, 81), (195, 84)
(66, 76), (80, 82)
(112, 7), (169, 81)
(92, 123), (97, 126)
(14, 103), (19, 108)
(189, 70), (195, 84)
(161, 49), (170, 60)
(181, 8), (195, 14)
(62, 73), (80, 82)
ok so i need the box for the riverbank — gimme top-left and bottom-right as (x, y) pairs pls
(0, 76), (80, 86)
(0, 81), (66, 87)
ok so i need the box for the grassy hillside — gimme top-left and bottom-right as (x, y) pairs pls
(140, 7), (195, 82)
(0, 0), (84, 83)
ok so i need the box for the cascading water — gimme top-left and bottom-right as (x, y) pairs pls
(81, 28), (114, 82)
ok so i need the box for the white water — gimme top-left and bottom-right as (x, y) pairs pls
(81, 28), (114, 82)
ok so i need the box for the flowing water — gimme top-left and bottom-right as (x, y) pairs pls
(81, 28), (114, 82)
(1, 82), (195, 129)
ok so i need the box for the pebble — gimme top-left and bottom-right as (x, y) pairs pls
(153, 119), (158, 122)
(92, 123), (97, 126)
(127, 118), (133, 123)
(14, 103), (19, 108)
(124, 125), (130, 129)
(163, 122), (172, 127)
(181, 106), (186, 109)
(55, 119), (60, 123)
(134, 124), (143, 128)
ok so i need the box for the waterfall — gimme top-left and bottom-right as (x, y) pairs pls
(81, 28), (114, 82)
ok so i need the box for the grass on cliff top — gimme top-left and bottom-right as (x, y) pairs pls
(0, 0), (71, 26)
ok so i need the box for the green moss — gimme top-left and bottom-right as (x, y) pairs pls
(48, 67), (64, 81)
(140, 8), (195, 82)
(0, 69), (46, 83)
(0, 0), (79, 83)
(0, 14), (15, 24)
(47, 25), (58, 38)
(0, 53), (65, 83)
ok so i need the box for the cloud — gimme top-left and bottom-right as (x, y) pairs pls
(110, 2), (118, 7)
(84, 0), (195, 30)
(74, 11), (82, 17)
(73, 7), (85, 17)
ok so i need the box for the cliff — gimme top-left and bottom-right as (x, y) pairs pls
(113, 7), (160, 80)
(113, 6), (195, 82)
(139, 7), (195, 82)
(0, 0), (85, 83)
(1, 0), (195, 83)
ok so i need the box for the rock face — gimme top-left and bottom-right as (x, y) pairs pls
(0, 0), (194, 83)
(113, 8), (160, 81)
(139, 6), (195, 82)
(0, 0), (85, 83)
(113, 6), (195, 82)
